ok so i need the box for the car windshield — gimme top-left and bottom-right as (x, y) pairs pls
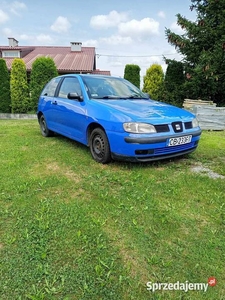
(81, 75), (149, 100)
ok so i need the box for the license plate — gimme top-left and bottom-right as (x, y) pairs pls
(168, 135), (192, 147)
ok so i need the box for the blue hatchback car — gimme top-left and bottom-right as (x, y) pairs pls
(37, 74), (201, 163)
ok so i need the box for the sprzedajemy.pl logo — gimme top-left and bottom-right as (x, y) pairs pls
(146, 277), (217, 293)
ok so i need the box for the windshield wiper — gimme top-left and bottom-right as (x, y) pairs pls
(101, 95), (121, 99)
(124, 92), (149, 99)
(123, 95), (146, 99)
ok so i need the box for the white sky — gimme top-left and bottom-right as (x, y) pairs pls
(0, 0), (196, 80)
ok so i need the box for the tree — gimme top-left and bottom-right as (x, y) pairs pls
(165, 0), (225, 106)
(124, 64), (141, 88)
(30, 57), (58, 112)
(142, 64), (164, 100)
(163, 59), (185, 107)
(0, 59), (11, 113)
(10, 58), (30, 113)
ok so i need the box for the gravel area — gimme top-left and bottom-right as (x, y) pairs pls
(191, 163), (225, 179)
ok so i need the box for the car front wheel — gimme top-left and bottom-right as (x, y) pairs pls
(89, 128), (111, 164)
(39, 115), (54, 137)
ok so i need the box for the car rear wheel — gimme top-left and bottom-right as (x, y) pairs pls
(39, 115), (54, 137)
(90, 128), (111, 164)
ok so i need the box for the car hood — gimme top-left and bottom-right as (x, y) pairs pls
(96, 99), (193, 122)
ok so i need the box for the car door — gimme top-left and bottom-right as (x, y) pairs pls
(39, 76), (62, 130)
(52, 76), (87, 143)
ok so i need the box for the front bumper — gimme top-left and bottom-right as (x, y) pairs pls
(107, 128), (202, 162)
(111, 143), (199, 162)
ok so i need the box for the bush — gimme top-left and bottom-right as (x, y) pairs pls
(163, 60), (185, 107)
(124, 64), (141, 88)
(30, 57), (58, 112)
(10, 58), (30, 113)
(0, 59), (11, 112)
(142, 64), (164, 100)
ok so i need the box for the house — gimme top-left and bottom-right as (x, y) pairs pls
(0, 37), (110, 76)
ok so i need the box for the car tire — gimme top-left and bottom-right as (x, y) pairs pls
(39, 115), (54, 137)
(90, 128), (112, 164)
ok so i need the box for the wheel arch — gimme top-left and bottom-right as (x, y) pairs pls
(37, 111), (43, 122)
(87, 122), (106, 146)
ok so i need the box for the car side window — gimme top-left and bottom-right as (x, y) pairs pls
(41, 77), (61, 97)
(58, 77), (82, 99)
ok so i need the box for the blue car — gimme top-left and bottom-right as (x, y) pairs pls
(37, 74), (201, 164)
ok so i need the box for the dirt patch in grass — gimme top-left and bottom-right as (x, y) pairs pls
(118, 245), (149, 283)
(219, 157), (225, 163)
(104, 226), (150, 283)
(64, 170), (81, 183)
(46, 162), (81, 183)
(46, 162), (61, 172)
(32, 161), (82, 183)
(191, 163), (225, 179)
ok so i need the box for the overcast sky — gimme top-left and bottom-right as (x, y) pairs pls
(0, 0), (196, 80)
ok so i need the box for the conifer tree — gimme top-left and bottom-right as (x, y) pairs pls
(124, 64), (141, 88)
(142, 64), (164, 100)
(30, 57), (58, 112)
(163, 59), (185, 107)
(10, 58), (30, 113)
(0, 59), (11, 112)
(165, 0), (225, 105)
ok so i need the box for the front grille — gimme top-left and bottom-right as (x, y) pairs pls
(155, 124), (170, 133)
(184, 122), (193, 129)
(171, 121), (183, 133)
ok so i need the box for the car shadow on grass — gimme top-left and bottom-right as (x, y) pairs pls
(48, 132), (200, 169)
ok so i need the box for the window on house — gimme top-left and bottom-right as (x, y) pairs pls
(2, 51), (20, 58)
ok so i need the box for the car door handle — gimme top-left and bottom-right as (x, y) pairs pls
(51, 100), (57, 105)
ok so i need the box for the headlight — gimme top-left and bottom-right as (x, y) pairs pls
(192, 118), (199, 128)
(123, 122), (156, 133)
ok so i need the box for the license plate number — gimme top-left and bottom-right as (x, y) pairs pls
(168, 135), (192, 147)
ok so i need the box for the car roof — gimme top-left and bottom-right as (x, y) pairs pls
(56, 74), (120, 80)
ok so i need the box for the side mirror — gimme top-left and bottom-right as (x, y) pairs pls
(67, 92), (83, 102)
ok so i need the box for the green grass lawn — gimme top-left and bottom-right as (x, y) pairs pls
(0, 119), (225, 300)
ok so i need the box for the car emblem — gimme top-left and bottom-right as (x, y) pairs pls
(175, 124), (181, 130)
